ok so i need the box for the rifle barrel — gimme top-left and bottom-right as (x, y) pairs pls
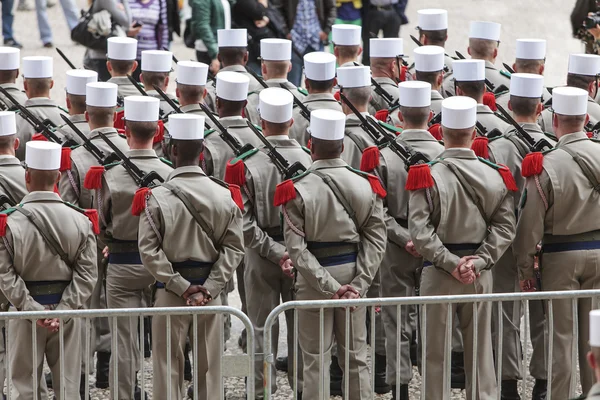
(59, 114), (106, 163)
(152, 85), (182, 114)
(127, 75), (148, 96)
(56, 48), (77, 69)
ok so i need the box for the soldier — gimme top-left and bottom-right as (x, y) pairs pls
(515, 87), (600, 400)
(0, 48), (27, 109)
(138, 113), (244, 400)
(495, 39), (551, 111)
(205, 29), (264, 112)
(332, 24), (362, 67)
(174, 61), (215, 124)
(585, 311), (600, 400)
(245, 39), (306, 125)
(362, 81), (444, 400)
(278, 108), (386, 399)
(467, 21), (511, 93)
(289, 52), (341, 147)
(369, 38), (404, 113)
(0, 140), (98, 399)
(224, 88), (311, 398)
(86, 96), (173, 400)
(140, 49), (178, 116)
(407, 96), (516, 400)
(452, 59), (510, 135)
(15, 56), (68, 160)
(106, 37), (140, 99)
(539, 54), (600, 134)
(59, 70), (96, 145)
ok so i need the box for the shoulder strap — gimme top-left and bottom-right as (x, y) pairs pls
(559, 146), (600, 193)
(505, 133), (530, 158)
(310, 170), (360, 230)
(13, 205), (72, 266)
(0, 175), (17, 207)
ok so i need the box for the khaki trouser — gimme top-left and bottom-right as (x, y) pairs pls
(541, 249), (600, 399)
(106, 261), (155, 400)
(296, 264), (372, 400)
(381, 241), (420, 385)
(152, 289), (222, 400)
(244, 248), (303, 396)
(8, 314), (81, 400)
(420, 267), (497, 400)
(492, 247), (547, 380)
(366, 270), (386, 356)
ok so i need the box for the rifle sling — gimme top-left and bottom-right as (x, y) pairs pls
(310, 170), (361, 231)
(0, 175), (17, 206)
(559, 146), (600, 193)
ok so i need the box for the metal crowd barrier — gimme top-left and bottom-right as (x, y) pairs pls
(0, 305), (254, 400)
(263, 289), (600, 400)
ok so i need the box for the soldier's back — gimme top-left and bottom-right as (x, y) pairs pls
(57, 114), (91, 145)
(290, 93), (342, 146)
(15, 98), (68, 159)
(108, 76), (141, 98)
(0, 83), (26, 108)
(0, 156), (26, 206)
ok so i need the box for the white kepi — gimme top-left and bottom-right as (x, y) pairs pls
(370, 38), (404, 58)
(590, 310), (600, 347)
(66, 70), (98, 96)
(107, 37), (138, 61)
(515, 39), (546, 60)
(399, 81), (431, 107)
(0, 48), (20, 71)
(261, 39), (292, 61)
(168, 114), (205, 140)
(337, 66), (370, 88)
(22, 56), (53, 79)
(303, 52), (336, 81)
(124, 96), (160, 121)
(259, 88), (293, 123)
(509, 73), (544, 98)
(26, 141), (61, 170)
(414, 46), (445, 72)
(332, 24), (361, 46)
(216, 71), (250, 101)
(552, 86), (588, 116)
(441, 96), (477, 129)
(310, 109), (345, 140)
(141, 50), (172, 72)
(218, 29), (247, 47)
(177, 61), (209, 86)
(86, 82), (118, 107)
(469, 21), (502, 41)
(417, 9), (448, 31)
(0, 111), (16, 136)
(452, 59), (485, 82)
(568, 54), (600, 76)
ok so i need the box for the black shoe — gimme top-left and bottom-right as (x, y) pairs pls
(532, 379), (547, 400)
(275, 356), (288, 373)
(410, 331), (418, 367)
(46, 372), (53, 389)
(3, 39), (22, 48)
(133, 386), (148, 400)
(501, 379), (521, 400)
(330, 355), (343, 396)
(43, 42), (53, 48)
(143, 317), (151, 358)
(238, 328), (247, 352)
(450, 351), (465, 389)
(80, 374), (87, 400)
(296, 392), (302, 400)
(95, 351), (110, 389)
(391, 384), (409, 400)
(184, 346), (192, 381)
(374, 353), (391, 394)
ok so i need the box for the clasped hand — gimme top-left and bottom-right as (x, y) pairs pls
(451, 256), (479, 285)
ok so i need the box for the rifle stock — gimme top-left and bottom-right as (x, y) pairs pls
(59, 114), (120, 165)
(127, 75), (148, 96)
(198, 103), (254, 156)
(496, 103), (553, 152)
(245, 67), (268, 89)
(278, 84), (310, 121)
(152, 85), (183, 114)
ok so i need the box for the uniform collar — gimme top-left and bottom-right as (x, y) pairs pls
(24, 97), (57, 107)
(126, 148), (158, 158)
(346, 112), (369, 122)
(400, 129), (439, 141)
(0, 83), (20, 90)
(431, 90), (444, 100)
(219, 116), (247, 128)
(69, 114), (87, 123)
(167, 165), (205, 180)
(180, 104), (202, 113)
(266, 78), (289, 84)
(266, 135), (290, 141)
(220, 115), (244, 121)
(0, 155), (21, 165)
(477, 104), (493, 114)
(373, 76), (396, 86)
(89, 127), (119, 140)
(520, 122), (543, 133)
(305, 93), (337, 102)
(556, 131), (589, 146)
(484, 60), (497, 70)
(439, 147), (477, 160)
(21, 191), (62, 204)
(310, 158), (346, 169)
(221, 65), (247, 73)
(108, 76), (134, 85)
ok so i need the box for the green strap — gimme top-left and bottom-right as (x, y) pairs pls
(310, 170), (361, 231)
(559, 147), (600, 193)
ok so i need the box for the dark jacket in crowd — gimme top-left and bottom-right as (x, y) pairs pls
(232, 0), (275, 63)
(270, 0), (336, 35)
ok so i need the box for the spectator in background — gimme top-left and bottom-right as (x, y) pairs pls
(361, 0), (407, 65)
(2, 0), (22, 48)
(272, 0), (336, 86)
(83, 0), (133, 81)
(34, 0), (81, 47)
(190, 0), (234, 74)
(328, 0), (361, 54)
(128, 0), (169, 80)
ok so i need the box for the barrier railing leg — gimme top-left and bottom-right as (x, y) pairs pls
(547, 299), (553, 400)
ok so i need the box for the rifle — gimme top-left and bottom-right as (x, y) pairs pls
(429, 111), (442, 127)
(0, 194), (15, 210)
(245, 66), (268, 89)
(371, 78), (397, 108)
(278, 84), (310, 121)
(245, 121), (306, 179)
(502, 63), (515, 74)
(127, 75), (148, 96)
(339, 91), (385, 146)
(198, 102), (255, 156)
(162, 47), (178, 64)
(0, 87), (71, 145)
(496, 104), (553, 152)
(56, 48), (77, 69)
(152, 85), (183, 114)
(454, 51), (496, 93)
(97, 131), (164, 188)
(59, 115), (119, 165)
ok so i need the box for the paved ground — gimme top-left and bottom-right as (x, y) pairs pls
(9, 0), (589, 399)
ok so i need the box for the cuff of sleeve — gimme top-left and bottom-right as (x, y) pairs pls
(54, 303), (72, 311)
(24, 300), (45, 312)
(167, 275), (191, 298)
(267, 243), (287, 266)
(441, 254), (461, 274)
(473, 258), (488, 274)
(323, 281), (341, 299)
(518, 265), (535, 281)
(203, 280), (220, 299)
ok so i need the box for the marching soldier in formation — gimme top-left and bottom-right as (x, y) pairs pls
(368, 38), (404, 113)
(106, 38), (141, 99)
(224, 88), (311, 398)
(173, 60), (215, 128)
(289, 52), (341, 147)
(245, 39), (306, 125)
(332, 24), (363, 67)
(279, 108), (387, 399)
(140, 50), (178, 117)
(15, 56), (68, 160)
(539, 54), (600, 134)
(0, 140), (98, 399)
(88, 96), (173, 400)
(467, 21), (511, 92)
(59, 70), (96, 145)
(408, 96), (516, 400)
(138, 113), (244, 400)
(0, 48), (27, 109)
(515, 87), (600, 400)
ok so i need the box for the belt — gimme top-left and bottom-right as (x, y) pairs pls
(423, 243), (481, 267)
(108, 240), (139, 254)
(370, 3), (395, 10)
(543, 230), (600, 253)
(264, 226), (284, 242)
(307, 242), (359, 267)
(25, 281), (70, 306)
(156, 260), (214, 288)
(109, 252), (142, 265)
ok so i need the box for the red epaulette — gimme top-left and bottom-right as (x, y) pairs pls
(32, 133), (48, 141)
(274, 179), (296, 206)
(521, 152), (544, 177)
(360, 146), (381, 172)
(405, 164), (434, 190)
(0, 214), (7, 237)
(153, 120), (165, 144)
(114, 110), (125, 130)
(84, 166), (105, 190)
(497, 164), (518, 192)
(374, 109), (389, 122)
(367, 174), (386, 198)
(400, 65), (409, 82)
(428, 123), (443, 140)
(132, 187), (151, 216)
(587, 132), (594, 138)
(224, 159), (246, 186)
(84, 209), (100, 234)
(471, 136), (489, 159)
(483, 92), (497, 111)
(60, 147), (72, 172)
(228, 184), (244, 211)
(333, 91), (340, 102)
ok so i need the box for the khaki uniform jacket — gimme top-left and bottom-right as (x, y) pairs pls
(138, 166), (244, 298)
(146, 89), (178, 116)
(289, 93), (342, 146)
(107, 76), (140, 99)
(245, 79), (306, 125)
(341, 113), (377, 169)
(178, 104), (216, 129)
(584, 382), (600, 399)
(57, 114), (91, 146)
(0, 83), (27, 109)
(0, 191), (97, 311)
(514, 132), (600, 279)
(0, 155), (26, 207)
(281, 158), (387, 297)
(538, 97), (600, 134)
(202, 116), (264, 179)
(488, 122), (556, 212)
(59, 127), (130, 209)
(205, 65), (264, 113)
(408, 148), (516, 274)
(369, 77), (398, 114)
(238, 136), (312, 264)
(484, 60), (511, 93)
(15, 98), (68, 160)
(377, 130), (444, 248)
(96, 149), (173, 243)
(477, 104), (510, 135)
(495, 87), (552, 114)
